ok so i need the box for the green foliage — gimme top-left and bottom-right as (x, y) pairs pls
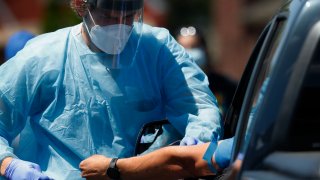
(42, 0), (81, 33)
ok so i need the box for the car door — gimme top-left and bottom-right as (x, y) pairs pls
(235, 0), (320, 179)
(239, 19), (320, 180)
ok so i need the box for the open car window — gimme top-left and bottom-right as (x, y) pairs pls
(223, 23), (271, 140)
(237, 16), (287, 157)
(228, 15), (288, 163)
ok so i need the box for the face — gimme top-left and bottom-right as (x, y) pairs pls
(79, 0), (144, 68)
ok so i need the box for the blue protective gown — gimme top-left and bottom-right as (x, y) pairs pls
(0, 23), (222, 179)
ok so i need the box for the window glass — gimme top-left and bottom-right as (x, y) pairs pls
(224, 24), (271, 139)
(239, 19), (287, 156)
(286, 42), (320, 151)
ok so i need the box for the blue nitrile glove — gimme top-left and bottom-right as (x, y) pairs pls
(4, 158), (51, 180)
(214, 137), (234, 169)
(180, 136), (203, 146)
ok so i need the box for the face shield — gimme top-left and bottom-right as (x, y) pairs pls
(83, 0), (144, 68)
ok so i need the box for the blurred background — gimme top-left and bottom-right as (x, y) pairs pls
(0, 0), (283, 82)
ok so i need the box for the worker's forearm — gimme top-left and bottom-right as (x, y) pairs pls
(117, 143), (215, 180)
(0, 157), (12, 176)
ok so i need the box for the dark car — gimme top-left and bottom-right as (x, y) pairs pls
(135, 0), (319, 179)
(222, 0), (320, 179)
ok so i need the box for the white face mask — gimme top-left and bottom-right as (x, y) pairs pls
(186, 48), (207, 67)
(89, 24), (132, 55)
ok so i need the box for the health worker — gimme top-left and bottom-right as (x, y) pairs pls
(0, 0), (222, 179)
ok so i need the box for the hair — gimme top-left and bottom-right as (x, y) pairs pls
(70, 0), (87, 17)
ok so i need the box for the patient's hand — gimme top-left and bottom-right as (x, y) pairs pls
(79, 154), (111, 179)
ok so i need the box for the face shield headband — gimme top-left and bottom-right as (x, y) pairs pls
(88, 0), (143, 11)
(82, 0), (144, 69)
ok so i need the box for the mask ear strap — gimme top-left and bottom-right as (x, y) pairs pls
(81, 20), (100, 52)
(86, 7), (97, 26)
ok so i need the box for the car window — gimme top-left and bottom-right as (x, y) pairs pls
(223, 23), (271, 140)
(236, 17), (287, 157)
(283, 40), (320, 151)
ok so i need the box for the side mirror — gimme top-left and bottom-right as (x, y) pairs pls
(134, 119), (183, 156)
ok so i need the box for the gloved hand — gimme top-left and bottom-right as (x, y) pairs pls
(4, 158), (51, 180)
(179, 136), (203, 146)
(214, 137), (234, 169)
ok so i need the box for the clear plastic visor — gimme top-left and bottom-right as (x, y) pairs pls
(85, 7), (142, 27)
(82, 1), (143, 68)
